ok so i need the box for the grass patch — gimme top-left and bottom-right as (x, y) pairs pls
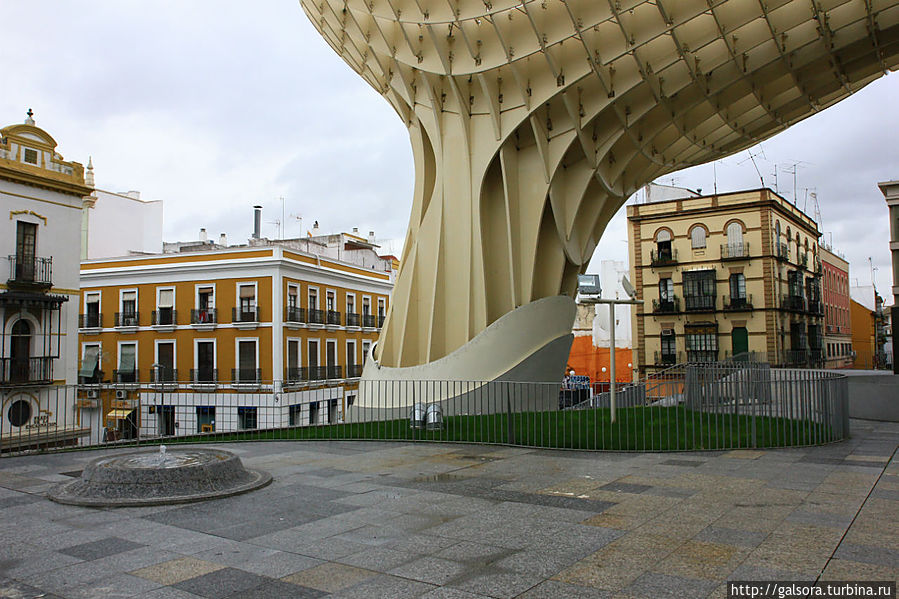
(167, 406), (836, 451)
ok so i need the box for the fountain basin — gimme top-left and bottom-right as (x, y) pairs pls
(48, 448), (271, 507)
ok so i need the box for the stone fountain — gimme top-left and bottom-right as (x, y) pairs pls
(48, 445), (271, 507)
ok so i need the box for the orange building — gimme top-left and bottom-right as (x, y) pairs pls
(850, 298), (875, 369)
(566, 303), (633, 385)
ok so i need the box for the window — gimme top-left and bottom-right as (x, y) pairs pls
(156, 288), (175, 325)
(196, 406), (215, 432)
(287, 285), (298, 309)
(238, 284), (256, 321)
(729, 273), (746, 299)
(326, 340), (338, 378)
(22, 148), (38, 164)
(362, 296), (371, 316)
(726, 222), (744, 255)
(289, 404), (302, 426)
(685, 324), (718, 362)
(309, 401), (320, 425)
(195, 285), (215, 324)
(788, 271), (803, 298)
(377, 299), (386, 325)
(120, 290), (138, 326)
(195, 340), (216, 383)
(156, 341), (175, 382)
(79, 344), (101, 383)
(655, 229), (672, 262)
(118, 343), (137, 383)
(14, 221), (37, 281)
(286, 339), (300, 382)
(660, 330), (676, 364)
(238, 407), (258, 430)
(236, 339), (258, 382)
(308, 339), (320, 379)
(308, 288), (318, 310)
(84, 292), (101, 327)
(326, 290), (336, 311)
(346, 340), (357, 377)
(682, 270), (716, 310)
(690, 226), (706, 249)
(346, 293), (356, 314)
(362, 340), (371, 363)
(659, 278), (674, 300)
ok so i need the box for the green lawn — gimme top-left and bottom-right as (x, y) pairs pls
(167, 406), (836, 451)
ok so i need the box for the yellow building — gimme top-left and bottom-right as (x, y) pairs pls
(628, 187), (824, 375)
(78, 233), (393, 437)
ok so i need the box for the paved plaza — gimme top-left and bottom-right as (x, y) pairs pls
(1, 419), (897, 599)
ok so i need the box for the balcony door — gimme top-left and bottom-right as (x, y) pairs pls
(197, 341), (215, 382)
(157, 342), (175, 382)
(15, 221), (37, 281)
(10, 320), (31, 383)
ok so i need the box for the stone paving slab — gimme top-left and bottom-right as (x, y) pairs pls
(0, 420), (896, 598)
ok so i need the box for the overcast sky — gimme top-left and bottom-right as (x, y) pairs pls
(3, 1), (897, 299)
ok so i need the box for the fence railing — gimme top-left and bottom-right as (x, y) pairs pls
(0, 361), (848, 456)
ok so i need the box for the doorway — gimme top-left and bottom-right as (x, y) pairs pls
(731, 327), (749, 359)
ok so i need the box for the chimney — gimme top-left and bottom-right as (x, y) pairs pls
(219, 233), (227, 246)
(352, 227), (359, 234)
(199, 228), (207, 242)
(312, 220), (320, 235)
(368, 230), (376, 244)
(253, 206), (262, 239)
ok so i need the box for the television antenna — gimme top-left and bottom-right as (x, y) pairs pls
(738, 147), (765, 188)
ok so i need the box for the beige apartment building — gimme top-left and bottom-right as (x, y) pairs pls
(628, 187), (824, 375)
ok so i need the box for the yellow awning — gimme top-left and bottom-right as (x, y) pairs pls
(106, 409), (135, 420)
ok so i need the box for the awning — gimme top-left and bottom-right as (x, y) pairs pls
(106, 409), (135, 420)
(78, 347), (100, 378)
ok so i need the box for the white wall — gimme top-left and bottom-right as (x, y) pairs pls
(87, 189), (163, 258)
(592, 260), (633, 348)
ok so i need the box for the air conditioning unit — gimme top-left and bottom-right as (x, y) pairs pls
(661, 328), (674, 336)
(115, 389), (129, 400)
(86, 390), (99, 399)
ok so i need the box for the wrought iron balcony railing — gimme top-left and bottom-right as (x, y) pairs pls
(190, 368), (218, 384)
(684, 295), (716, 312)
(686, 350), (718, 363)
(362, 314), (377, 328)
(232, 307), (259, 323)
(286, 306), (305, 323)
(7, 255), (52, 287)
(190, 308), (217, 324)
(650, 248), (678, 266)
(652, 297), (679, 313)
(113, 369), (139, 384)
(307, 309), (325, 325)
(152, 309), (177, 326)
(346, 312), (360, 327)
(326, 365), (343, 379)
(720, 242), (750, 260)
(0, 357), (53, 385)
(378, 315), (386, 328)
(115, 312), (140, 327)
(723, 294), (753, 311)
(232, 368), (262, 384)
(79, 313), (103, 328)
(781, 295), (806, 312)
(653, 351), (681, 366)
(775, 242), (790, 261)
(807, 299), (824, 316)
(326, 310), (342, 326)
(307, 366), (327, 380)
(151, 367), (178, 384)
(285, 367), (309, 383)
(347, 364), (363, 378)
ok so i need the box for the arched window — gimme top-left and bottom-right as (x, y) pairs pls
(656, 229), (671, 242)
(726, 222), (744, 255)
(690, 226), (706, 249)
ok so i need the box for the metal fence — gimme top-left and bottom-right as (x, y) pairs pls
(0, 363), (848, 456)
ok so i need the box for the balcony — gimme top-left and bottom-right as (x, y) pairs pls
(0, 357), (53, 385)
(190, 308), (217, 329)
(7, 255), (52, 289)
(378, 315), (386, 328)
(652, 297), (679, 314)
(114, 312), (140, 328)
(113, 369), (139, 386)
(231, 368), (261, 386)
(684, 295), (716, 312)
(326, 310), (341, 329)
(232, 307), (259, 328)
(807, 299), (824, 316)
(346, 312), (361, 329)
(781, 295), (806, 312)
(775, 242), (790, 261)
(653, 351), (680, 366)
(326, 365), (343, 380)
(650, 248), (678, 266)
(152, 309), (178, 331)
(151, 367), (178, 387)
(783, 350), (810, 367)
(723, 294), (753, 311)
(307, 366), (327, 380)
(79, 312), (103, 330)
(285, 367), (309, 386)
(190, 368), (218, 386)
(720, 242), (750, 260)
(307, 309), (325, 328)
(798, 253), (809, 270)
(285, 306), (305, 327)
(362, 314), (377, 329)
(686, 350), (718, 363)
(347, 364), (363, 378)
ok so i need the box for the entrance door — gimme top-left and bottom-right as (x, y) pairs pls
(10, 320), (31, 382)
(731, 327), (749, 360)
(158, 406), (175, 436)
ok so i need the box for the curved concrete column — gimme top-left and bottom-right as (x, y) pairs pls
(301, 0), (899, 375)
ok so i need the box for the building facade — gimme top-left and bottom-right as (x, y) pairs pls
(79, 237), (393, 439)
(1, 113), (94, 449)
(628, 188), (824, 375)
(819, 245), (852, 368)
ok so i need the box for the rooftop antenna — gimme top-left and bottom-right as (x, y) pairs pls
(289, 213), (303, 238)
(713, 160), (718, 195)
(739, 149), (765, 188)
(869, 257), (878, 290)
(280, 197), (285, 239)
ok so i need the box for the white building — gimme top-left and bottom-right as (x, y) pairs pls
(0, 112), (94, 449)
(83, 187), (163, 259)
